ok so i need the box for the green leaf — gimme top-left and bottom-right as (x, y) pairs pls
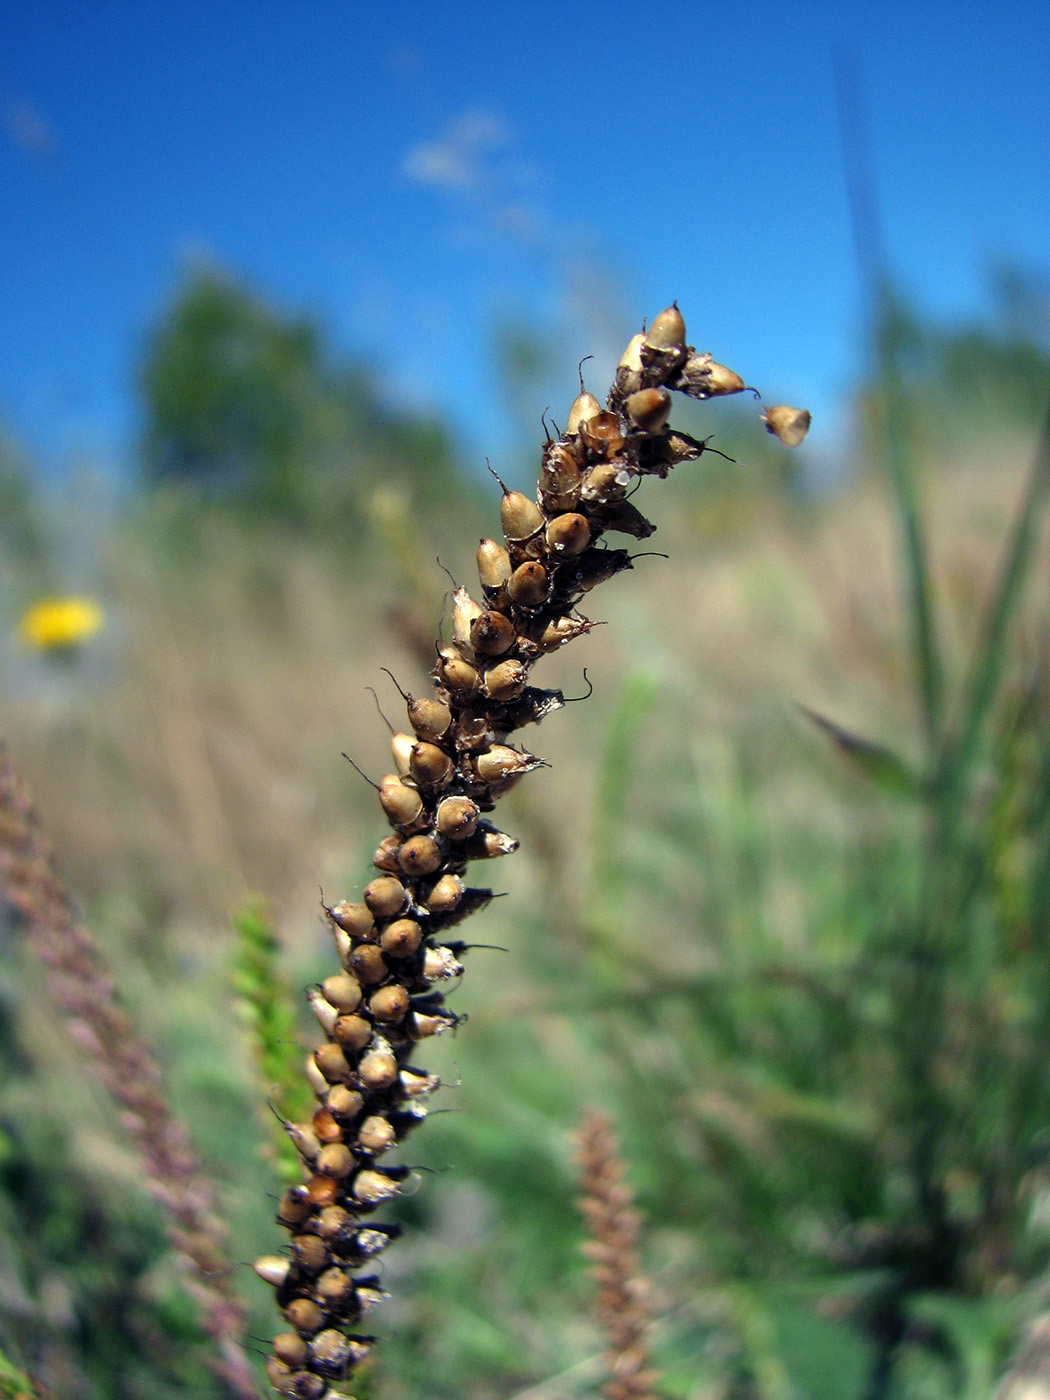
(797, 706), (923, 798)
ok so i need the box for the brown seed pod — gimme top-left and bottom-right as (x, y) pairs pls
(673, 352), (745, 399)
(353, 1169), (403, 1206)
(482, 658), (529, 703)
(474, 743), (544, 784)
(500, 489), (545, 545)
(422, 871), (464, 914)
(434, 646), (482, 698)
(314, 1043), (353, 1084)
(405, 693), (452, 743)
(580, 460), (633, 506)
(507, 561), (548, 608)
(285, 1298), (325, 1338)
(580, 411), (626, 456)
(451, 586), (484, 658)
(363, 877), (407, 919)
(644, 303), (687, 352)
(476, 538), (513, 596)
(545, 512), (591, 556)
(312, 1107), (343, 1143)
(398, 833), (444, 877)
(368, 983), (410, 1024)
(291, 1233), (329, 1274)
(329, 901), (376, 940)
(254, 1255), (292, 1288)
(470, 610), (516, 657)
(572, 548), (632, 592)
(307, 986), (339, 1036)
(409, 1009), (459, 1039)
(321, 974), (363, 1014)
(422, 945), (464, 983)
(761, 404), (811, 446)
(285, 1120), (320, 1163)
(358, 1046), (398, 1090)
(380, 917), (424, 957)
(311, 1313), (355, 1361)
(435, 795), (481, 840)
(389, 731), (416, 778)
(316, 1143), (355, 1179)
(273, 1333), (309, 1369)
(409, 741), (454, 790)
(332, 1015), (372, 1053)
(316, 1205), (353, 1240)
(461, 823), (520, 859)
(625, 386), (672, 434)
(346, 944), (387, 986)
(277, 1185), (312, 1225)
(306, 1174), (340, 1208)
(616, 332), (647, 395)
(539, 441), (582, 512)
(325, 1085), (364, 1120)
(372, 834), (404, 873)
(357, 1115), (397, 1155)
(595, 499), (655, 540)
(530, 614), (596, 652)
(565, 391), (602, 437)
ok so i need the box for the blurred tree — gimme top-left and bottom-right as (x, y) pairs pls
(138, 269), (460, 528)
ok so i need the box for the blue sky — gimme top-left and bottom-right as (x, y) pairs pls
(2, 0), (1048, 478)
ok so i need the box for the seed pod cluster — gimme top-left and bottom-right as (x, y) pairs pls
(260, 305), (808, 1397)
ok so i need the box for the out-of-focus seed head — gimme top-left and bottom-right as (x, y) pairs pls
(398, 833), (443, 877)
(368, 983), (410, 1023)
(363, 877), (407, 919)
(273, 1334), (309, 1369)
(357, 1115), (397, 1155)
(476, 538), (512, 595)
(311, 1106), (343, 1143)
(761, 404), (811, 447)
(277, 1185), (312, 1225)
(254, 1255), (291, 1288)
(316, 1143), (355, 1179)
(435, 794), (481, 840)
(566, 391), (602, 437)
(409, 741), (454, 790)
(500, 490), (545, 544)
(290, 1234), (329, 1273)
(285, 1298), (325, 1338)
(482, 658), (529, 702)
(353, 1169), (402, 1206)
(306, 1173), (340, 1207)
(625, 386), (672, 434)
(546, 512), (591, 556)
(644, 304), (687, 352)
(310, 1325), (353, 1376)
(470, 610), (516, 657)
(507, 561), (548, 608)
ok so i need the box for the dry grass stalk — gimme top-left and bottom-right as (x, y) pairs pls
(0, 746), (258, 1400)
(576, 1111), (659, 1400)
(258, 305), (806, 1399)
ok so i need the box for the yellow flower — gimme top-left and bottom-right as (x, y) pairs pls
(17, 597), (105, 652)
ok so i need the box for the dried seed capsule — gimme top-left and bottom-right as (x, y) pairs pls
(398, 833), (443, 877)
(475, 744), (543, 784)
(363, 877), (407, 919)
(435, 646), (482, 698)
(409, 741), (454, 789)
(380, 917), (424, 958)
(435, 795), (481, 840)
(316, 1143), (355, 1179)
(307, 986), (339, 1036)
(451, 585), (483, 656)
(326, 1084), (364, 1119)
(545, 512), (591, 556)
(315, 1043), (353, 1084)
(390, 731), (415, 778)
(406, 693), (452, 742)
(531, 614), (595, 652)
(625, 386), (672, 434)
(644, 303), (687, 352)
(330, 901), (375, 940)
(507, 561), (548, 607)
(482, 658), (529, 702)
(597, 500), (655, 539)
(580, 460), (633, 505)
(276, 1185), (312, 1226)
(422, 872), (463, 914)
(285, 1298), (325, 1338)
(500, 489), (545, 544)
(333, 1015), (372, 1053)
(476, 538), (512, 595)
(353, 1169), (402, 1206)
(372, 834), (403, 873)
(306, 1174), (340, 1208)
(273, 1333), (309, 1368)
(379, 775), (424, 828)
(265, 1358), (293, 1395)
(254, 1255), (291, 1288)
(462, 823), (520, 859)
(311, 1107), (343, 1143)
(291, 1233), (329, 1273)
(539, 442), (582, 511)
(357, 1115), (397, 1154)
(347, 944), (387, 986)
(470, 610), (516, 656)
(566, 391), (602, 437)
(285, 1121), (320, 1163)
(322, 973), (363, 1014)
(761, 404), (811, 446)
(580, 411), (626, 456)
(358, 1046), (398, 1090)
(305, 1055), (329, 1098)
(409, 1009), (458, 1039)
(673, 352), (745, 398)
(277, 1369), (325, 1400)
(400, 1068), (441, 1097)
(423, 946), (464, 982)
(316, 1205), (352, 1240)
(572, 548), (632, 592)
(368, 983), (410, 1023)
(309, 1327), (353, 1377)
(616, 332), (647, 394)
